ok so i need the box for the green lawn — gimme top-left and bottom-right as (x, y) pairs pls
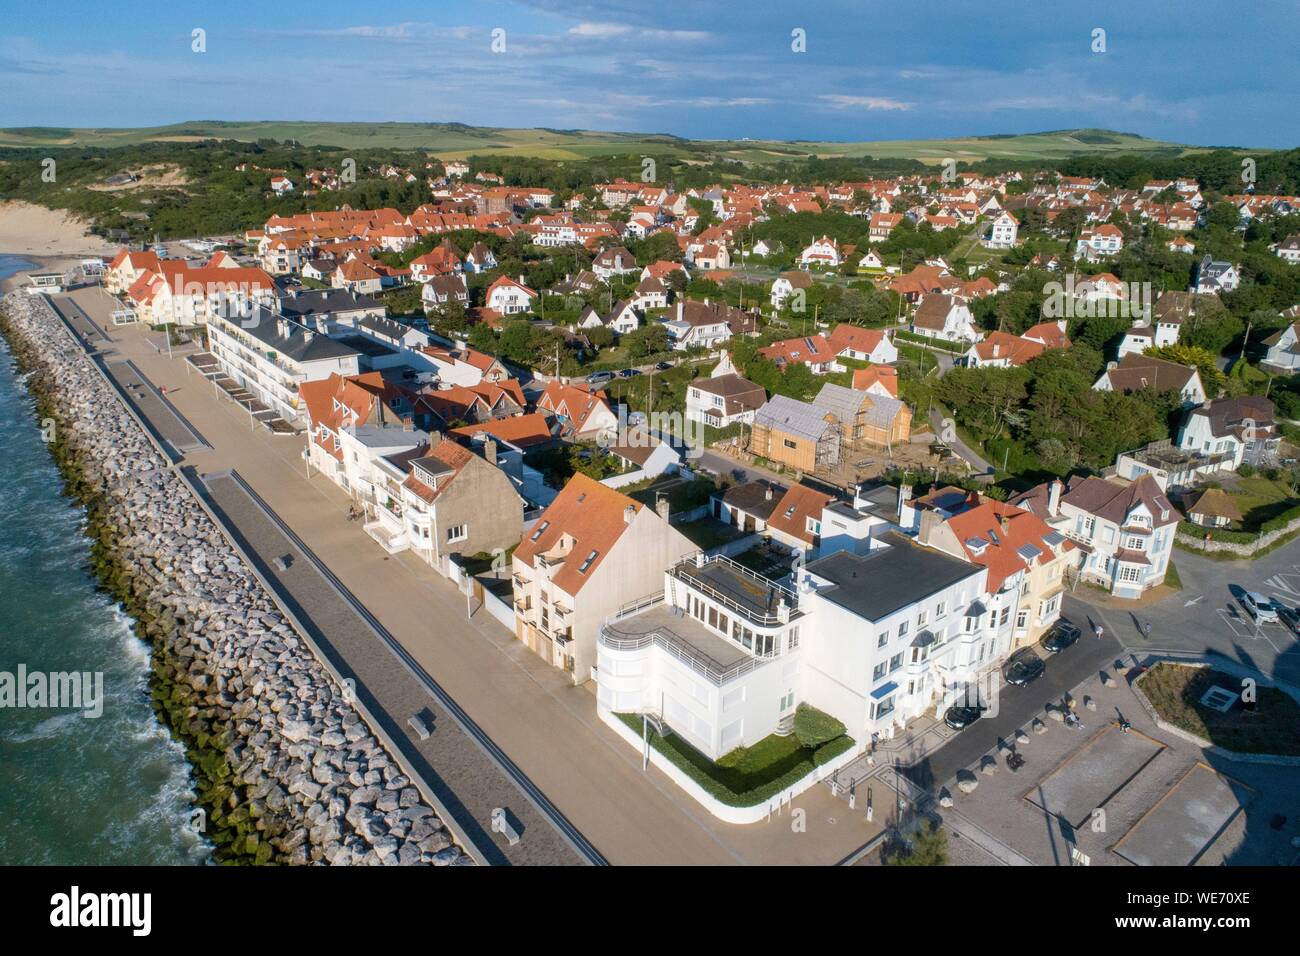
(1226, 476), (1300, 531)
(1138, 663), (1300, 755)
(615, 712), (854, 807)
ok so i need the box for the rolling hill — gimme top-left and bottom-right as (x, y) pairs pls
(0, 121), (1238, 165)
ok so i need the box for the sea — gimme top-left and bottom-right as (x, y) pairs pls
(0, 253), (208, 864)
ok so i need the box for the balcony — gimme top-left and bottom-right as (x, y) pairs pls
(668, 553), (799, 627)
(363, 519), (408, 555)
(600, 601), (770, 687)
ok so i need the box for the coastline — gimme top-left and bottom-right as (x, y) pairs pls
(0, 200), (118, 295)
(0, 291), (470, 866)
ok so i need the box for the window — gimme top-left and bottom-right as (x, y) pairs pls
(873, 662), (887, 681)
(890, 652), (904, 672)
(788, 626), (800, 650)
(806, 517), (821, 535)
(446, 524), (468, 543)
(577, 549), (598, 574)
(529, 520), (550, 542)
(783, 438), (797, 449)
(877, 632), (889, 648)
(898, 620), (909, 638)
(779, 690), (795, 712)
(1119, 565), (1141, 583)
(999, 606), (1010, 627)
(936, 601), (946, 618)
(1016, 610), (1028, 629)
(872, 696), (895, 720)
(916, 609), (928, 627)
(1126, 536), (1145, 550)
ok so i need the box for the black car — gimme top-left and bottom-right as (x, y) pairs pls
(943, 705), (985, 730)
(1002, 648), (1046, 686)
(618, 368), (642, 378)
(654, 361), (673, 371)
(1039, 621), (1081, 654)
(1277, 604), (1300, 636)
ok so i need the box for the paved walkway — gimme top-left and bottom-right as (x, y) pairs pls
(928, 408), (993, 474)
(55, 287), (878, 866)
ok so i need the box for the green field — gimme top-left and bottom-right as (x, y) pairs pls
(0, 121), (1238, 164)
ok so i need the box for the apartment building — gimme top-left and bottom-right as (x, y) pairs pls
(511, 474), (695, 682)
(207, 308), (363, 425)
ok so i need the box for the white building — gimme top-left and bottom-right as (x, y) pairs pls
(1176, 396), (1278, 471)
(982, 211), (1019, 248)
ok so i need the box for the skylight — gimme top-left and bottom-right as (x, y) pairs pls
(530, 520), (550, 542)
(578, 550), (598, 573)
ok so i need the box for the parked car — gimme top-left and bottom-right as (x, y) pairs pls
(943, 704), (985, 730)
(1276, 604), (1300, 635)
(654, 361), (673, 370)
(1039, 621), (1081, 654)
(586, 371), (615, 386)
(1002, 648), (1046, 686)
(618, 368), (642, 378)
(1242, 591), (1280, 624)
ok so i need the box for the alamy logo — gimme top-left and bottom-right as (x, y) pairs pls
(1041, 276), (1152, 320)
(49, 886), (151, 936)
(597, 404), (706, 460)
(0, 666), (104, 718)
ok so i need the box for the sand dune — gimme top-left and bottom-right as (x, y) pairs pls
(0, 201), (117, 257)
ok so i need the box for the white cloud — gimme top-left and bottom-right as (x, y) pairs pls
(818, 94), (912, 111)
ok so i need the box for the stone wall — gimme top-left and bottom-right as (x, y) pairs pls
(0, 292), (470, 866)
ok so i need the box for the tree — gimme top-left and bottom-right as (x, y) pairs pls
(1147, 343), (1226, 396)
(885, 821), (948, 866)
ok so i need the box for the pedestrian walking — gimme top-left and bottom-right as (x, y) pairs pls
(1143, 621), (1152, 639)
(1094, 624), (1104, 640)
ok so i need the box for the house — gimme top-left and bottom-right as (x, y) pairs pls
(662, 299), (742, 351)
(1011, 475), (1180, 599)
(982, 211), (1019, 248)
(1194, 255), (1240, 294)
(1168, 236), (1196, 255)
(105, 248), (161, 294)
(813, 382), (911, 449)
(749, 394), (842, 471)
(421, 274), (469, 311)
(869, 213), (903, 242)
(512, 473), (695, 681)
(911, 294), (982, 344)
(963, 331), (1046, 368)
(1181, 488), (1242, 529)
(578, 299), (642, 335)
(270, 176), (294, 194)
(798, 236), (842, 268)
(1021, 319), (1071, 351)
(712, 479), (785, 533)
(124, 262), (278, 328)
(410, 244), (463, 281)
(484, 276), (538, 315)
(397, 439), (525, 574)
(463, 242), (498, 274)
(764, 482), (837, 556)
(1074, 224), (1124, 261)
(420, 344), (511, 387)
(592, 246), (639, 280)
(1176, 396), (1278, 471)
(632, 275), (669, 311)
(1262, 320), (1300, 371)
(333, 259), (384, 296)
(770, 271), (814, 310)
(537, 380), (618, 440)
(685, 368), (767, 428)
(760, 334), (839, 373)
(857, 249), (885, 271)
(916, 497), (1074, 647)
(1116, 290), (1208, 358)
(604, 428), (685, 486)
(851, 365), (899, 398)
(1093, 353), (1206, 407)
(826, 324), (898, 364)
(690, 242), (732, 271)
(1275, 234), (1300, 264)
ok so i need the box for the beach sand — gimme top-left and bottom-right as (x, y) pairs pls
(0, 201), (117, 258)
(0, 202), (119, 293)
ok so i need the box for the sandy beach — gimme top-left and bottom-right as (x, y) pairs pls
(0, 201), (116, 258)
(0, 202), (118, 293)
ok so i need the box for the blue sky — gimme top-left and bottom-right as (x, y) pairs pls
(1, 0), (1295, 147)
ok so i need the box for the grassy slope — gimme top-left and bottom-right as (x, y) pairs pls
(0, 122), (1232, 164)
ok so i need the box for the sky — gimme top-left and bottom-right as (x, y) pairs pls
(1, 0), (1296, 147)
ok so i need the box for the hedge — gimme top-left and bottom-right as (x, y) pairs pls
(892, 329), (970, 354)
(1177, 520), (1257, 545)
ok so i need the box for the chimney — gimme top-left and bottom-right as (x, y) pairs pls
(484, 437), (498, 466)
(1047, 479), (1062, 518)
(918, 507), (942, 545)
(655, 493), (671, 521)
(999, 513), (1010, 535)
(764, 484), (774, 502)
(624, 504), (637, 525)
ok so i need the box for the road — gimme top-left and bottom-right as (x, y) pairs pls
(52, 285), (878, 866)
(927, 408), (993, 474)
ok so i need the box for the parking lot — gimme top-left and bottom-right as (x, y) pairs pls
(1081, 547), (1300, 686)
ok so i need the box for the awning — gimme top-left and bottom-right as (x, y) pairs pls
(871, 681), (898, 701)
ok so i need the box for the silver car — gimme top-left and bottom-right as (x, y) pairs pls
(1243, 591), (1279, 623)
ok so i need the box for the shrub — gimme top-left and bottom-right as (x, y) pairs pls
(1238, 463), (1258, 478)
(793, 703), (847, 748)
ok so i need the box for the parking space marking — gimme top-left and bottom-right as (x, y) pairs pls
(1217, 607), (1284, 650)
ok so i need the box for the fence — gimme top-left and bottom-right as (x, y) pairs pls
(1176, 510), (1300, 557)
